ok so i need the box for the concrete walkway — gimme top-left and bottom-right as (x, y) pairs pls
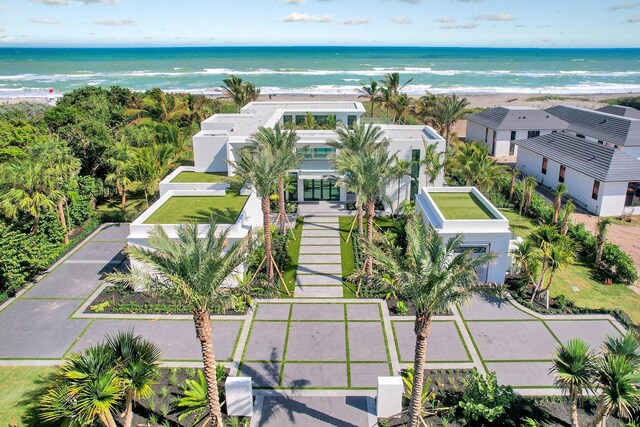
(295, 215), (343, 298)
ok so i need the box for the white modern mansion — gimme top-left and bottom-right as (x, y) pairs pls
(469, 104), (640, 217)
(192, 101), (445, 211)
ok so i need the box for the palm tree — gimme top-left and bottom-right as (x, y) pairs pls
(449, 143), (505, 193)
(363, 214), (495, 427)
(520, 176), (538, 216)
(379, 86), (394, 119)
(132, 143), (178, 208)
(244, 81), (261, 103)
(231, 146), (284, 284)
(391, 93), (412, 125)
(553, 183), (568, 225)
(508, 167), (520, 202)
(126, 87), (189, 125)
(359, 79), (381, 117)
(105, 140), (136, 212)
(603, 331), (640, 366)
(0, 157), (58, 234)
(249, 125), (302, 235)
(412, 92), (437, 126)
(550, 338), (597, 427)
(595, 217), (613, 266)
(39, 344), (124, 427)
(540, 243), (574, 308)
(589, 354), (640, 427)
(390, 157), (412, 215)
(220, 75), (246, 113)
(302, 112), (319, 130)
(328, 123), (386, 233)
(106, 330), (161, 427)
(421, 142), (446, 186)
(430, 94), (470, 151)
(560, 199), (575, 236)
(381, 72), (413, 96)
(511, 240), (542, 291)
(106, 221), (250, 427)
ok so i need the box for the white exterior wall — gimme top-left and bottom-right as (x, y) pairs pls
(193, 134), (229, 172)
(465, 121), (488, 144)
(515, 146), (632, 216)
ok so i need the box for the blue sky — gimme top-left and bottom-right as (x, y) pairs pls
(1, 0), (639, 48)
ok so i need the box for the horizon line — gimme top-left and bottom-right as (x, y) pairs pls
(1, 45), (640, 50)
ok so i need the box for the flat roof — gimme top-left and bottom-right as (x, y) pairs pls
(429, 192), (498, 220)
(143, 194), (248, 225)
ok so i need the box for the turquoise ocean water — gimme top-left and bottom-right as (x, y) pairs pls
(0, 46), (639, 97)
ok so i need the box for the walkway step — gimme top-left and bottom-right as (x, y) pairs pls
(296, 274), (343, 286)
(302, 216), (340, 223)
(298, 264), (342, 275)
(300, 237), (340, 246)
(302, 230), (339, 238)
(304, 223), (340, 230)
(294, 286), (344, 298)
(299, 246), (341, 254)
(298, 254), (342, 264)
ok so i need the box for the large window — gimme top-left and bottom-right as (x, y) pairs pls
(347, 115), (357, 128)
(410, 149), (420, 200)
(283, 115), (293, 124)
(541, 157), (548, 175)
(592, 180), (600, 200)
(510, 131), (517, 140)
(299, 147), (336, 160)
(484, 128), (489, 143)
(559, 165), (566, 183)
(509, 142), (516, 156)
(528, 130), (541, 138)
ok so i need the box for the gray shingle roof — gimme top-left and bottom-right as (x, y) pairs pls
(596, 105), (640, 120)
(466, 106), (568, 131)
(515, 133), (640, 182)
(546, 105), (640, 147)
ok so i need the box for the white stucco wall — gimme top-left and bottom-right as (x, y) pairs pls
(193, 134), (229, 172)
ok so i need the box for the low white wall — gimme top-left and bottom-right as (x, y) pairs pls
(193, 133), (229, 172)
(158, 166), (230, 196)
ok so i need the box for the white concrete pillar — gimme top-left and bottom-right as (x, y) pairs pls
(225, 377), (253, 417)
(298, 177), (305, 202)
(376, 376), (403, 418)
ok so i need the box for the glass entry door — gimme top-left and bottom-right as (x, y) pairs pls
(303, 179), (340, 201)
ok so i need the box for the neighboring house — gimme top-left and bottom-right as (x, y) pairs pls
(415, 187), (512, 284)
(515, 133), (640, 216)
(596, 105), (640, 119)
(192, 101), (446, 212)
(465, 106), (567, 157)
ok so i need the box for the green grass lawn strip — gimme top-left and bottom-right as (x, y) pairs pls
(377, 303), (395, 375)
(278, 305), (294, 387)
(170, 171), (234, 184)
(338, 216), (356, 299)
(0, 366), (56, 426)
(429, 192), (496, 220)
(453, 321), (474, 363)
(62, 319), (94, 358)
(144, 193), (248, 224)
(281, 217), (303, 298)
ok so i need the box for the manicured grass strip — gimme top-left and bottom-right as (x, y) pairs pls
(281, 217), (304, 298)
(378, 304), (395, 375)
(338, 216), (356, 298)
(429, 192), (497, 220)
(278, 305), (294, 387)
(170, 171), (234, 184)
(0, 366), (55, 427)
(144, 194), (248, 224)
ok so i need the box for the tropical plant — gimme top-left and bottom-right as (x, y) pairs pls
(539, 243), (575, 308)
(359, 79), (381, 117)
(560, 199), (575, 236)
(131, 143), (178, 208)
(595, 217), (613, 266)
(508, 167), (520, 202)
(553, 183), (568, 225)
(362, 214), (495, 427)
(248, 124), (302, 235)
(402, 367), (436, 424)
(302, 112), (319, 130)
(220, 75), (260, 112)
(106, 330), (161, 427)
(231, 146), (284, 284)
(38, 344), (124, 427)
(589, 354), (640, 427)
(176, 370), (211, 426)
(430, 94), (470, 150)
(106, 221), (250, 427)
(390, 157), (412, 214)
(391, 93), (412, 125)
(421, 141), (446, 186)
(125, 87), (189, 125)
(381, 72), (413, 96)
(603, 332), (640, 367)
(448, 142), (505, 193)
(459, 369), (516, 423)
(520, 176), (539, 216)
(550, 338), (597, 427)
(105, 140), (135, 212)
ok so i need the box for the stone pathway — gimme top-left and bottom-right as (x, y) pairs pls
(295, 215), (344, 298)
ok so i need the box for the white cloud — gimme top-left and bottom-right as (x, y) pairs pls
(434, 16), (455, 23)
(609, 2), (640, 10)
(0, 35), (26, 44)
(440, 22), (479, 30)
(31, 17), (60, 24)
(628, 14), (640, 22)
(344, 18), (369, 25)
(284, 0), (305, 3)
(391, 15), (412, 24)
(474, 13), (515, 21)
(31, 0), (68, 4)
(94, 18), (136, 26)
(282, 12), (332, 23)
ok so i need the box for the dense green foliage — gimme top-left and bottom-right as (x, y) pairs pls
(459, 369), (517, 423)
(607, 96), (640, 110)
(0, 86), (226, 302)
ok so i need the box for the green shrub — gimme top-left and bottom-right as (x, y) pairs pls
(395, 300), (409, 315)
(459, 369), (516, 423)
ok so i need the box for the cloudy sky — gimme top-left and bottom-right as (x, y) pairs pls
(1, 0), (639, 47)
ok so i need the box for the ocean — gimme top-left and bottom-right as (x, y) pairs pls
(0, 46), (639, 98)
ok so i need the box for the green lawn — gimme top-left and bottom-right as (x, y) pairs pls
(170, 171), (234, 184)
(499, 208), (640, 325)
(430, 192), (497, 220)
(0, 366), (54, 426)
(339, 216), (357, 298)
(281, 217), (303, 297)
(144, 194), (248, 224)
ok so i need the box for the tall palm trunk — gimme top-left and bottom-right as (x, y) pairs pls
(121, 183), (127, 212)
(408, 312), (433, 427)
(123, 390), (134, 427)
(553, 200), (561, 224)
(193, 307), (223, 427)
(278, 177), (286, 235)
(58, 201), (69, 244)
(509, 176), (516, 201)
(99, 412), (117, 427)
(570, 389), (579, 427)
(365, 199), (375, 277)
(262, 197), (275, 283)
(588, 398), (607, 427)
(595, 239), (605, 265)
(356, 203), (364, 234)
(530, 263), (549, 303)
(444, 127), (451, 153)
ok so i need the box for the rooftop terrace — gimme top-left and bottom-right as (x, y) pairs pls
(143, 194), (248, 225)
(429, 192), (498, 220)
